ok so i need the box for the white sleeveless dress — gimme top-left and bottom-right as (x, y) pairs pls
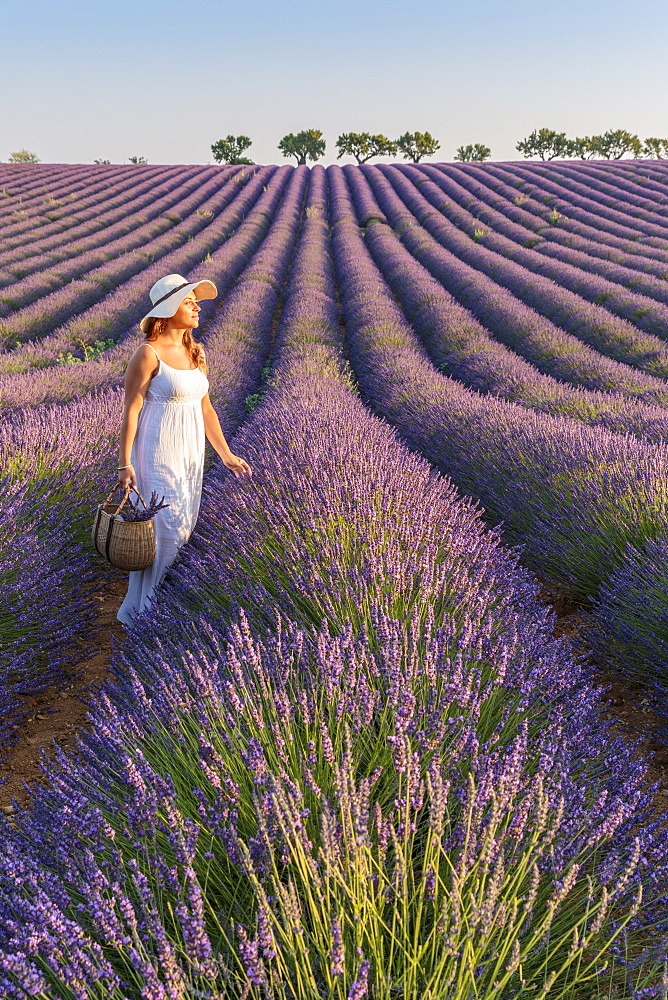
(117, 346), (209, 625)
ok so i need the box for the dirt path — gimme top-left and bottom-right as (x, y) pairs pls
(0, 580), (126, 819)
(540, 579), (668, 818)
(2, 577), (667, 824)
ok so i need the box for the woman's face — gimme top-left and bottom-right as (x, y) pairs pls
(168, 292), (201, 330)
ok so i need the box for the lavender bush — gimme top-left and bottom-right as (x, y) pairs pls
(347, 172), (668, 442)
(0, 389), (125, 738)
(585, 533), (668, 699)
(0, 166), (209, 287)
(0, 477), (101, 744)
(359, 165), (668, 403)
(2, 166), (667, 996)
(5, 610), (663, 998)
(379, 165), (668, 381)
(329, 164), (668, 600)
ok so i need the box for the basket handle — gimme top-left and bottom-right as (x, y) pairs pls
(103, 483), (149, 514)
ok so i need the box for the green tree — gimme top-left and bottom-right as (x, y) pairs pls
(454, 143), (492, 162)
(94, 158), (111, 164)
(586, 129), (642, 159)
(643, 137), (668, 158)
(569, 137), (596, 159)
(335, 132), (398, 164)
(8, 149), (40, 163)
(516, 129), (571, 160)
(128, 156), (148, 164)
(211, 135), (254, 165)
(396, 131), (440, 163)
(278, 129), (326, 166)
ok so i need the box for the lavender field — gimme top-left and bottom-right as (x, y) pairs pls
(2, 159), (668, 998)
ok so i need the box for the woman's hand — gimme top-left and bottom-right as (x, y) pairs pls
(118, 464), (136, 489)
(224, 454), (252, 479)
(201, 394), (252, 479)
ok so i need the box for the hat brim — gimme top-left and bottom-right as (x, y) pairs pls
(139, 279), (217, 334)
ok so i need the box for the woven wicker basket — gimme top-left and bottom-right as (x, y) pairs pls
(91, 486), (156, 571)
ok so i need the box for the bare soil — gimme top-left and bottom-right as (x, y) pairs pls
(538, 578), (668, 819)
(0, 580), (126, 819)
(2, 575), (667, 824)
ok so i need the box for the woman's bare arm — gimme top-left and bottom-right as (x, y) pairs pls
(201, 393), (252, 478)
(117, 345), (158, 487)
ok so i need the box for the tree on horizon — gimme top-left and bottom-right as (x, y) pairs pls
(8, 149), (40, 163)
(396, 131), (440, 163)
(585, 130), (643, 159)
(516, 129), (571, 160)
(644, 137), (668, 158)
(278, 130), (326, 165)
(211, 135), (254, 165)
(454, 143), (491, 162)
(517, 127), (646, 160)
(336, 133), (398, 164)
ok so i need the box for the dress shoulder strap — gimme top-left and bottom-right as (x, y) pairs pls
(141, 342), (161, 374)
(143, 342), (160, 361)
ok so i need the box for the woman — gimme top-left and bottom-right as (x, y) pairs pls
(116, 272), (251, 625)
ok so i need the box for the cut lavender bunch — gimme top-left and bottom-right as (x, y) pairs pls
(117, 490), (170, 522)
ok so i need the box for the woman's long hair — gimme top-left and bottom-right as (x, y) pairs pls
(144, 317), (207, 371)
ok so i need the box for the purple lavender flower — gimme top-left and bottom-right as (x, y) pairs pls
(2, 159), (668, 1000)
(348, 958), (370, 1000)
(330, 917), (344, 976)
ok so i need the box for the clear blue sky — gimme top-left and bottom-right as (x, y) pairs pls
(2, 0), (666, 165)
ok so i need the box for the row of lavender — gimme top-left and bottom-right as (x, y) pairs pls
(366, 163), (668, 688)
(0, 166), (260, 364)
(448, 158), (668, 234)
(4, 158), (668, 394)
(0, 166), (290, 407)
(328, 165), (668, 698)
(349, 166), (668, 433)
(2, 166), (667, 998)
(425, 163), (668, 270)
(0, 165), (188, 242)
(450, 162), (668, 275)
(371, 160), (668, 692)
(0, 165), (309, 747)
(7, 157), (668, 409)
(5, 159), (668, 689)
(0, 160), (307, 743)
(0, 167), (221, 310)
(414, 164), (668, 336)
(368, 166), (668, 386)
(403, 161), (668, 372)
(492, 159), (668, 238)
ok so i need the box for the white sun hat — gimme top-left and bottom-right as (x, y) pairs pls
(139, 273), (218, 333)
